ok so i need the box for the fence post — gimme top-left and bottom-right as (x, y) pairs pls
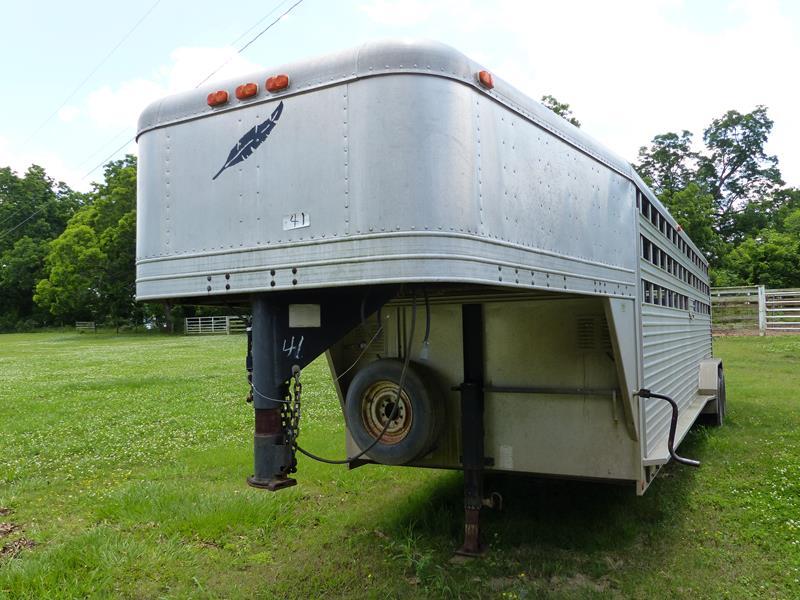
(757, 285), (766, 336)
(226, 315), (231, 335)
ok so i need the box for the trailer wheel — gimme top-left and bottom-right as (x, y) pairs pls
(703, 364), (727, 427)
(344, 359), (442, 465)
(714, 365), (727, 426)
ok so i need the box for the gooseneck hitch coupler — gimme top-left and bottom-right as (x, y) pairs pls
(637, 389), (700, 468)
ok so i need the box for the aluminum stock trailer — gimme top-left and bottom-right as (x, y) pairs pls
(136, 40), (725, 554)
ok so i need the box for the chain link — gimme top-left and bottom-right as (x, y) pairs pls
(279, 366), (302, 474)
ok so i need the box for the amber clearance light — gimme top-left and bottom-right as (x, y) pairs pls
(266, 74), (290, 93)
(477, 70), (494, 89)
(207, 90), (229, 107)
(235, 82), (259, 100)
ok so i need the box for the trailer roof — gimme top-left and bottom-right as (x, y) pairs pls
(136, 39), (707, 265)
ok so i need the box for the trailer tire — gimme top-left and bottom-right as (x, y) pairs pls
(702, 364), (726, 427)
(344, 359), (442, 465)
(713, 365), (727, 427)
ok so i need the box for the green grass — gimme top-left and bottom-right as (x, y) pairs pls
(0, 332), (798, 599)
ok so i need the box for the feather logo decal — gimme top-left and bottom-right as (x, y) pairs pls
(212, 101), (284, 180)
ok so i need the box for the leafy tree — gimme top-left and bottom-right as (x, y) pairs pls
(722, 230), (800, 288)
(768, 188), (800, 233)
(35, 156), (137, 326)
(635, 131), (696, 196)
(0, 165), (80, 328)
(660, 183), (721, 260)
(540, 95), (581, 127)
(34, 210), (105, 321)
(784, 208), (800, 236)
(99, 211), (137, 329)
(0, 236), (49, 328)
(697, 106), (783, 238)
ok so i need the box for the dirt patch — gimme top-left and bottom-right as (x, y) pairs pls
(549, 573), (611, 594)
(1, 538), (35, 559)
(0, 523), (19, 538)
(0, 508), (12, 517)
(488, 576), (516, 591)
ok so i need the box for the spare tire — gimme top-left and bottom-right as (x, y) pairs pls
(344, 359), (443, 465)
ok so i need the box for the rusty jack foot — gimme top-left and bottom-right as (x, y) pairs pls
(247, 475), (297, 491)
(455, 507), (486, 557)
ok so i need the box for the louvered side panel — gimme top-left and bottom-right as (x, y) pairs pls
(641, 305), (712, 457)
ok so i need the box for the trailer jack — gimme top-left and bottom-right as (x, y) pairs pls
(455, 303), (495, 557)
(637, 389), (700, 467)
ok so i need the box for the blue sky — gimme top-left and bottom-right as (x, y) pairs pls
(2, 0), (798, 191)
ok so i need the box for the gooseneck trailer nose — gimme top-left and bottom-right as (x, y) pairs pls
(136, 40), (725, 554)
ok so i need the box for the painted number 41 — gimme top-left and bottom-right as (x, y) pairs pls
(283, 211), (310, 231)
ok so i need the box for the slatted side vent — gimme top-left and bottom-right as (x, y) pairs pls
(577, 316), (596, 350)
(599, 314), (612, 350)
(576, 315), (612, 352)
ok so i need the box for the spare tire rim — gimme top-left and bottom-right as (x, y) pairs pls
(360, 380), (413, 444)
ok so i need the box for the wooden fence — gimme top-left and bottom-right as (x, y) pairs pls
(710, 286), (800, 335)
(184, 316), (248, 335)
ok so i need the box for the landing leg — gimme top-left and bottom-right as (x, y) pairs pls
(456, 303), (486, 557)
(247, 296), (296, 491)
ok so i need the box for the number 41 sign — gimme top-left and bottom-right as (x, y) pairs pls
(282, 211), (310, 231)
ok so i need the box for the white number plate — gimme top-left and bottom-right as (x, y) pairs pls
(282, 212), (310, 231)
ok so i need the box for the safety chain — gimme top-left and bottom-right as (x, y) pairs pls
(280, 365), (302, 474)
(245, 324), (254, 403)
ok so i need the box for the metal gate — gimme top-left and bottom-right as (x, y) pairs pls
(765, 289), (800, 332)
(184, 316), (248, 335)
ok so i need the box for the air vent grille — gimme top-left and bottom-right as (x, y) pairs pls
(577, 317), (596, 350)
(576, 314), (612, 352)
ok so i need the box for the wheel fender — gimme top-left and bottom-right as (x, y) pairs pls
(698, 358), (723, 396)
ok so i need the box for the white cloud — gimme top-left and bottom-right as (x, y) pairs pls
(470, 0), (800, 185)
(0, 135), (92, 192)
(162, 46), (263, 91)
(83, 47), (263, 133)
(57, 106), (80, 123)
(360, 0), (434, 26)
(86, 79), (163, 130)
(11, 47), (264, 191)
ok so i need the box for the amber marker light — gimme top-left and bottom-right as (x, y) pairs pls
(477, 70), (494, 89)
(207, 90), (229, 107)
(266, 74), (290, 93)
(235, 83), (259, 100)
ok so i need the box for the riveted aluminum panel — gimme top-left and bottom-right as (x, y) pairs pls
(637, 205), (713, 461)
(641, 304), (712, 458)
(136, 40), (640, 302)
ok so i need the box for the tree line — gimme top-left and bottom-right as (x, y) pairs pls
(1, 102), (798, 332)
(0, 156), (206, 332)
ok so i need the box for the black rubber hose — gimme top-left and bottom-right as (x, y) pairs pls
(638, 388), (700, 467)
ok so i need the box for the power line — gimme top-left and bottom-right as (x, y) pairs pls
(0, 206), (47, 242)
(0, 207), (25, 229)
(73, 0), (292, 178)
(4, 0), (307, 242)
(81, 0), (307, 181)
(20, 0), (163, 150)
(75, 126), (133, 171)
(194, 0), (305, 88)
(228, 0), (293, 48)
(82, 137), (136, 182)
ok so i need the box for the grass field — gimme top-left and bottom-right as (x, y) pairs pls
(0, 332), (798, 599)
